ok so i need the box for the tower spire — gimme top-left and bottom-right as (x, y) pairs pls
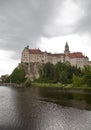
(64, 42), (70, 55)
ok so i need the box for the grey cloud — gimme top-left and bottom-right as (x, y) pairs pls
(73, 0), (91, 34)
(0, 0), (91, 60)
(0, 0), (63, 54)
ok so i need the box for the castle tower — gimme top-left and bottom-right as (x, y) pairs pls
(64, 42), (70, 55)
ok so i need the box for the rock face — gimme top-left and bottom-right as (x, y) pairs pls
(21, 62), (42, 81)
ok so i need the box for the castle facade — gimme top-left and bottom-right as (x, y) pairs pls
(21, 42), (89, 68)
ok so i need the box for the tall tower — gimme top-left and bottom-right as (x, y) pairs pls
(64, 42), (70, 55)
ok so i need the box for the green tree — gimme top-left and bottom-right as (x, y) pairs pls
(82, 65), (91, 86)
(38, 62), (83, 84)
(54, 62), (62, 82)
(10, 66), (26, 84)
(72, 74), (83, 87)
(54, 62), (81, 84)
(60, 71), (68, 84)
(84, 72), (91, 86)
(39, 62), (55, 82)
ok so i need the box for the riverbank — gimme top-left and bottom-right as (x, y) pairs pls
(0, 83), (25, 87)
(32, 82), (91, 91)
(32, 82), (64, 88)
(0, 82), (91, 91)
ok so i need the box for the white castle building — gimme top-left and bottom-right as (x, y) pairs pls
(21, 42), (89, 68)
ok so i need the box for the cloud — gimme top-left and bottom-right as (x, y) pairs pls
(0, 50), (19, 75)
(41, 0), (87, 37)
(0, 0), (63, 53)
(0, 0), (91, 59)
(73, 0), (91, 34)
(0, 0), (91, 76)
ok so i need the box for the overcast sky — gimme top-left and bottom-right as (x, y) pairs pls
(0, 0), (91, 76)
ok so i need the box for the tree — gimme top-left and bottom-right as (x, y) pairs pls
(37, 62), (83, 84)
(38, 62), (55, 82)
(72, 74), (83, 87)
(9, 66), (26, 84)
(82, 65), (91, 86)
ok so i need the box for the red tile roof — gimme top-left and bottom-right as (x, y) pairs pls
(68, 52), (85, 58)
(29, 49), (43, 54)
(28, 49), (86, 59)
(29, 49), (65, 56)
(51, 53), (65, 57)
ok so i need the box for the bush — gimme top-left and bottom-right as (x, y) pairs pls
(24, 79), (31, 87)
(9, 66), (26, 84)
(72, 74), (83, 87)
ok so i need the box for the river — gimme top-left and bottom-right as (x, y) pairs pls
(0, 86), (91, 130)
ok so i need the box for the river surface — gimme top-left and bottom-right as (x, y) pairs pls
(0, 86), (91, 130)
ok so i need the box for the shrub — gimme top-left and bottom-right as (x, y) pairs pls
(24, 79), (31, 87)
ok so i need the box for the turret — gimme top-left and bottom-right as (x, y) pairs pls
(64, 42), (70, 55)
(26, 45), (29, 49)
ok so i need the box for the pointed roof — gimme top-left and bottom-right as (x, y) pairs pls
(65, 41), (68, 47)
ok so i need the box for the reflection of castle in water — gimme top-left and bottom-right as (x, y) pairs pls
(21, 42), (89, 68)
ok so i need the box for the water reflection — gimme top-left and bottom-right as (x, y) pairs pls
(0, 86), (91, 130)
(39, 87), (91, 110)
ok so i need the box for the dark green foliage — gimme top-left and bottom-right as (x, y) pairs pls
(5, 76), (10, 83)
(84, 72), (91, 86)
(37, 62), (82, 84)
(24, 79), (31, 87)
(59, 71), (68, 84)
(82, 65), (91, 86)
(9, 66), (26, 84)
(72, 74), (84, 87)
(73, 65), (91, 87)
(39, 62), (55, 83)
(54, 62), (81, 84)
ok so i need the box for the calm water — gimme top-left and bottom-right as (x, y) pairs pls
(0, 86), (91, 130)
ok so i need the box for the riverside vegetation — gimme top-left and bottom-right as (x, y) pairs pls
(4, 62), (91, 88)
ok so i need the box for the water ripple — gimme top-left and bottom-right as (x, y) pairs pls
(0, 86), (91, 130)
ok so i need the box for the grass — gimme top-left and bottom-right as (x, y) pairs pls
(32, 82), (91, 91)
(32, 82), (72, 88)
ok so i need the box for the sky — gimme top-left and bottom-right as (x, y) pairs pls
(0, 0), (91, 76)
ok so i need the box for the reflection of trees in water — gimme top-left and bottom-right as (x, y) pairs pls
(39, 87), (91, 110)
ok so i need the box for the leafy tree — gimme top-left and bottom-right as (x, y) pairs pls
(9, 66), (26, 84)
(38, 62), (55, 82)
(72, 65), (91, 87)
(59, 70), (68, 84)
(82, 65), (91, 86)
(54, 62), (62, 82)
(54, 62), (82, 84)
(38, 62), (82, 84)
(72, 74), (83, 87)
(84, 72), (91, 86)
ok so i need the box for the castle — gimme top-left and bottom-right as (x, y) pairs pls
(21, 42), (89, 68)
